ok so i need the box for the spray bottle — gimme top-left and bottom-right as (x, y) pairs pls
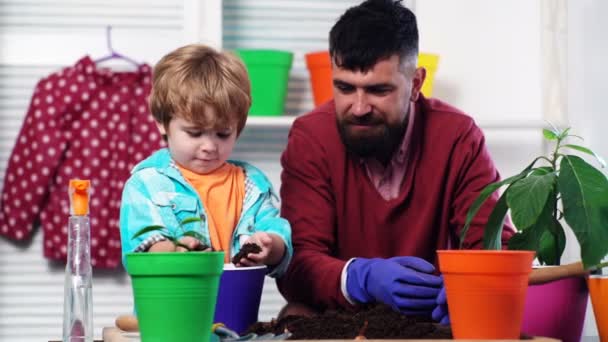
(62, 179), (93, 342)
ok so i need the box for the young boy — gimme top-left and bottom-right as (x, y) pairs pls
(119, 44), (292, 277)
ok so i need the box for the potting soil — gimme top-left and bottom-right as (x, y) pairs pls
(246, 304), (452, 339)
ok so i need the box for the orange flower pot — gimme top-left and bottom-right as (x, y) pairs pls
(305, 51), (440, 107)
(437, 250), (534, 339)
(588, 275), (608, 342)
(305, 51), (333, 106)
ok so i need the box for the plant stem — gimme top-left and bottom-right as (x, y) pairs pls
(538, 156), (554, 165)
(551, 137), (561, 265)
(591, 261), (608, 271)
(551, 138), (561, 170)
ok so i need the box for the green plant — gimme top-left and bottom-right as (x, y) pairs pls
(461, 125), (608, 269)
(132, 217), (207, 251)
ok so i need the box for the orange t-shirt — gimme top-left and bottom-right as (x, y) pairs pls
(178, 163), (245, 263)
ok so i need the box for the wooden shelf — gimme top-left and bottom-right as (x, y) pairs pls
(246, 116), (296, 127)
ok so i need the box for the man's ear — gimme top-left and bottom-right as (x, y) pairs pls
(410, 67), (426, 102)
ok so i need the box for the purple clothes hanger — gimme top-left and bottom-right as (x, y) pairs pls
(94, 26), (140, 67)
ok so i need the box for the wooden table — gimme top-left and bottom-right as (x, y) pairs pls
(101, 327), (561, 342)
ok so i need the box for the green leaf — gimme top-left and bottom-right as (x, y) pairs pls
(537, 231), (555, 265)
(460, 160), (542, 248)
(537, 223), (566, 266)
(559, 127), (571, 139)
(563, 144), (606, 168)
(131, 225), (166, 240)
(482, 190), (509, 250)
(575, 207), (608, 269)
(559, 155), (608, 267)
(549, 218), (567, 262)
(507, 172), (557, 230)
(543, 128), (558, 140)
(182, 231), (205, 241)
(531, 167), (553, 176)
(180, 217), (202, 226)
(507, 189), (557, 260)
(560, 155), (608, 207)
(508, 228), (541, 252)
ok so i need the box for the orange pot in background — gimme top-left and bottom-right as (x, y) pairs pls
(437, 250), (534, 339)
(305, 51), (333, 106)
(588, 275), (608, 342)
(305, 51), (440, 107)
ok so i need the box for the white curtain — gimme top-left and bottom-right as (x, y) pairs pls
(541, 0), (568, 127)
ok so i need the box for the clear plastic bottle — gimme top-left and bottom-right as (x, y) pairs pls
(62, 179), (94, 342)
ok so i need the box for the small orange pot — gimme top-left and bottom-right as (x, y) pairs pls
(305, 51), (333, 106)
(437, 250), (534, 339)
(588, 275), (608, 342)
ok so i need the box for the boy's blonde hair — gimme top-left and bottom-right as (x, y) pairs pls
(149, 44), (251, 135)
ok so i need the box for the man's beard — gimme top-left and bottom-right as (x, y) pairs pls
(336, 112), (407, 161)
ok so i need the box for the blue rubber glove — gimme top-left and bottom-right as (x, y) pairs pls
(346, 256), (443, 316)
(432, 282), (450, 325)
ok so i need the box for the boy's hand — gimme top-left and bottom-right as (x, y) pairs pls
(177, 236), (207, 252)
(149, 240), (177, 252)
(236, 232), (273, 266)
(148, 236), (208, 252)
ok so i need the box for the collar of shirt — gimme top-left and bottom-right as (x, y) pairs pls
(362, 101), (417, 200)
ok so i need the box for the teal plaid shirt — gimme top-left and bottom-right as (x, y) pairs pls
(119, 148), (292, 277)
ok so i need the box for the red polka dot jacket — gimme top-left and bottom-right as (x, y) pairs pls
(0, 56), (164, 268)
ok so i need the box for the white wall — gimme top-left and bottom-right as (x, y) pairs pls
(417, 0), (543, 126)
(416, 0), (546, 181)
(568, 0), (608, 159)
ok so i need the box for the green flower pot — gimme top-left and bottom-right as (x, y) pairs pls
(126, 252), (224, 342)
(236, 49), (293, 116)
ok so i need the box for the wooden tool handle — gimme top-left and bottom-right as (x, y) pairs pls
(115, 314), (139, 332)
(528, 261), (589, 285)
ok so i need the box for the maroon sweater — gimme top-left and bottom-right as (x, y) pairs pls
(277, 97), (514, 310)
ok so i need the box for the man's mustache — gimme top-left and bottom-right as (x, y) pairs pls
(344, 113), (384, 126)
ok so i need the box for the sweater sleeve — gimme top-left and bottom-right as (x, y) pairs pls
(450, 122), (515, 249)
(276, 118), (354, 311)
(0, 75), (69, 240)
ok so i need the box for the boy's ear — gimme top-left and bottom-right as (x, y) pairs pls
(155, 121), (167, 135)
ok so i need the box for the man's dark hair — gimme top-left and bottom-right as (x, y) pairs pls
(329, 0), (418, 72)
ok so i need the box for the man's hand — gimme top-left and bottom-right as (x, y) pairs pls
(235, 232), (273, 266)
(346, 256), (443, 316)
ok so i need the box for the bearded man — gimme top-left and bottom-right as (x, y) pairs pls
(276, 0), (514, 325)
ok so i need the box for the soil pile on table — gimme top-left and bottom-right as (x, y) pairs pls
(247, 304), (452, 339)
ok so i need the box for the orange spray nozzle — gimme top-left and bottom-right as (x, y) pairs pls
(69, 179), (90, 216)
